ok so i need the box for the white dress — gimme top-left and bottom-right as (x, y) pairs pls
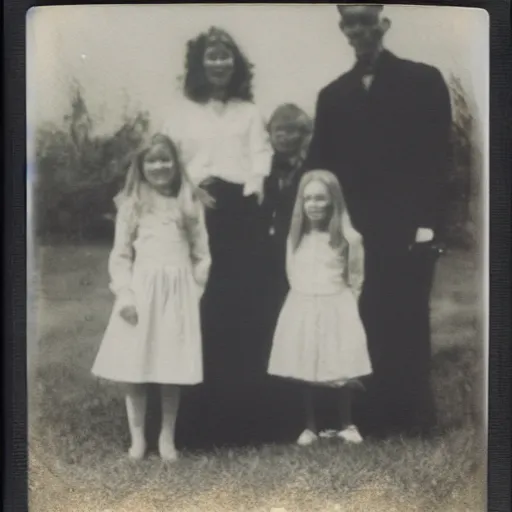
(91, 188), (211, 385)
(268, 231), (372, 386)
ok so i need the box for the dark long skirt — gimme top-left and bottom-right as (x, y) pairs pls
(172, 179), (301, 449)
(353, 238), (440, 438)
(258, 236), (304, 443)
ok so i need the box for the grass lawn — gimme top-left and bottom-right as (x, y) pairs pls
(28, 244), (486, 512)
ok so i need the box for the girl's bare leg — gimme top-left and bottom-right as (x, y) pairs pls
(125, 384), (148, 459)
(159, 385), (181, 461)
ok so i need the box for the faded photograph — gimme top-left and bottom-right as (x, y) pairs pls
(27, 5), (488, 511)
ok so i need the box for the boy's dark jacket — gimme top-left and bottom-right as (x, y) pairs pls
(304, 50), (452, 242)
(262, 153), (302, 251)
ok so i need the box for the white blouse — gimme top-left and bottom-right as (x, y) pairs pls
(162, 98), (273, 196)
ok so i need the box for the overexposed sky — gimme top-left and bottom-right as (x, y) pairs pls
(27, 4), (488, 135)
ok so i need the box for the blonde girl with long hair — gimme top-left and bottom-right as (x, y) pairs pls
(92, 133), (211, 461)
(267, 170), (372, 446)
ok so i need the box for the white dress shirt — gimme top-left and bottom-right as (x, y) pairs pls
(162, 98), (273, 196)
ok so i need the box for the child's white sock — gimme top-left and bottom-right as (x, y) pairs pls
(159, 385), (180, 461)
(125, 386), (147, 460)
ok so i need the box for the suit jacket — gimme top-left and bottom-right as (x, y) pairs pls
(305, 50), (452, 242)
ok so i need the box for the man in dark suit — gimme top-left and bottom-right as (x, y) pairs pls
(305, 5), (452, 438)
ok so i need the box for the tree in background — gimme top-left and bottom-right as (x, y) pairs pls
(34, 80), (150, 243)
(33, 75), (479, 248)
(444, 74), (479, 249)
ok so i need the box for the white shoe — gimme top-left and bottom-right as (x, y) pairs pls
(296, 429), (319, 446)
(158, 435), (178, 462)
(337, 425), (364, 444)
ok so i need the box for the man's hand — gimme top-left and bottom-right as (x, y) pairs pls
(119, 305), (138, 326)
(415, 227), (434, 243)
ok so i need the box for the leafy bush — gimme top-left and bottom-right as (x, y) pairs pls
(33, 81), (149, 243)
(444, 75), (479, 249)
(33, 76), (478, 247)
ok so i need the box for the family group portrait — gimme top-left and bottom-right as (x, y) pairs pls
(27, 4), (488, 511)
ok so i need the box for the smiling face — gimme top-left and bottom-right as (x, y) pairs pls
(338, 6), (388, 60)
(142, 143), (178, 192)
(270, 119), (304, 156)
(303, 179), (332, 227)
(203, 42), (235, 90)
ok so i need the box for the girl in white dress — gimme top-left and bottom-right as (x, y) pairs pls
(268, 170), (372, 446)
(91, 133), (211, 461)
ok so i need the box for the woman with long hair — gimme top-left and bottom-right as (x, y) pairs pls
(162, 27), (274, 448)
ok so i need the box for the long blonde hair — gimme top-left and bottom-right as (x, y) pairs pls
(288, 170), (348, 252)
